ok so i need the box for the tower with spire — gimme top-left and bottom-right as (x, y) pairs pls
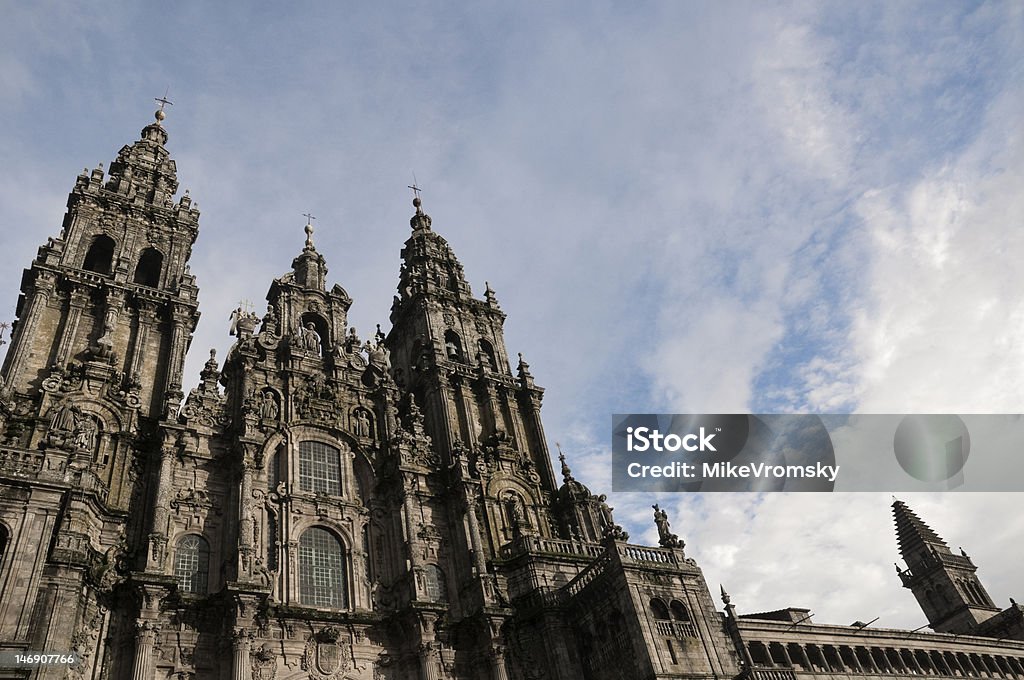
(893, 499), (1002, 633)
(0, 101), (201, 679)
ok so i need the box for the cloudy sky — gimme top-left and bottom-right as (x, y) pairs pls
(1, 2), (1021, 630)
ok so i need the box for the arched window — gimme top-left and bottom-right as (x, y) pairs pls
(424, 564), (448, 603)
(83, 235), (115, 275)
(299, 441), (342, 495)
(670, 600), (690, 621)
(478, 338), (498, 371)
(649, 598), (670, 620)
(174, 535), (210, 595)
(299, 527), (347, 608)
(133, 248), (163, 287)
(444, 330), (463, 362)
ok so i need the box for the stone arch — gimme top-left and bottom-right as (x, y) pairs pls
(82, 234), (116, 275)
(132, 247), (163, 287)
(649, 598), (670, 620)
(443, 329), (464, 362)
(478, 337), (499, 371)
(670, 599), (690, 621)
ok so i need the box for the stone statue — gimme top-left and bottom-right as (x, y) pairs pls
(229, 308), (241, 336)
(653, 503), (683, 549)
(506, 494), (525, 523)
(51, 403), (79, 434)
(597, 494), (614, 528)
(73, 415), (97, 451)
(301, 323), (321, 353)
(653, 504), (670, 538)
(354, 409), (371, 437)
(259, 392), (279, 420)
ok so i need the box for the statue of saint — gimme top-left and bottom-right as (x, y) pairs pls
(301, 323), (321, 353)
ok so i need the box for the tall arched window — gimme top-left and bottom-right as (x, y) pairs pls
(299, 527), (347, 608)
(299, 441), (342, 495)
(83, 235), (115, 275)
(133, 247), (163, 287)
(424, 564), (448, 603)
(174, 535), (210, 595)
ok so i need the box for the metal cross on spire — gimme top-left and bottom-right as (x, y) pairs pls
(154, 88), (173, 124)
(302, 213), (317, 249)
(408, 173), (423, 200)
(155, 89), (174, 112)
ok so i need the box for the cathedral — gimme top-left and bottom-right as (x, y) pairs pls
(0, 108), (1022, 680)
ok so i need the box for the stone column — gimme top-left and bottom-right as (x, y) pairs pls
(4, 271), (56, 387)
(463, 490), (488, 576)
(904, 648), (924, 674)
(843, 646), (862, 673)
(54, 287), (90, 366)
(147, 432), (177, 570)
(129, 302), (158, 380)
(165, 304), (192, 396)
(238, 448), (256, 578)
(490, 644), (510, 680)
(420, 642), (441, 680)
(131, 621), (158, 680)
(232, 629), (252, 680)
(778, 643), (794, 668)
(797, 645), (813, 672)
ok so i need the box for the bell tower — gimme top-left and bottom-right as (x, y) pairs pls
(0, 104), (200, 678)
(386, 196), (561, 556)
(893, 499), (1000, 633)
(1, 102), (200, 420)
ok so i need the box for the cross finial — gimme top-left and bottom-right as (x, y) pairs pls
(408, 173), (423, 200)
(238, 299), (254, 315)
(154, 88), (173, 124)
(302, 213), (316, 249)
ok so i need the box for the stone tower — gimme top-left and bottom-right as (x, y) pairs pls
(0, 105), (200, 678)
(894, 499), (1001, 633)
(385, 196), (560, 556)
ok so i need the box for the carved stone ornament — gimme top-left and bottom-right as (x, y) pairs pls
(251, 642), (278, 680)
(301, 627), (363, 680)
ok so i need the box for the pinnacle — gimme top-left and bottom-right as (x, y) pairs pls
(892, 500), (948, 563)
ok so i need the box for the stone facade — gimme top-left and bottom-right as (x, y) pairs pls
(0, 111), (1021, 680)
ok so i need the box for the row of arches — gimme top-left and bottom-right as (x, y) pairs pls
(958, 577), (991, 607)
(443, 330), (499, 371)
(82, 234), (163, 288)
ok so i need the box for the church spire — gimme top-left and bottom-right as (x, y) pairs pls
(893, 499), (948, 566)
(892, 499), (999, 633)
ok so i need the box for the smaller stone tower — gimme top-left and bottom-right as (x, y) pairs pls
(893, 499), (1000, 633)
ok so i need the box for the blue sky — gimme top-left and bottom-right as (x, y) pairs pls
(1, 2), (1022, 628)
